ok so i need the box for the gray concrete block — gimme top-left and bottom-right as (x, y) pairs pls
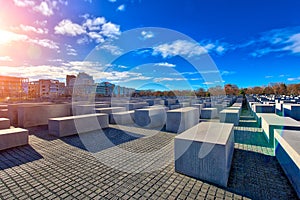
(191, 104), (204, 116)
(134, 107), (167, 128)
(0, 118), (10, 130)
(0, 128), (28, 151)
(48, 113), (109, 137)
(219, 109), (240, 125)
(110, 111), (135, 125)
(166, 107), (199, 133)
(175, 122), (234, 187)
(18, 104), (71, 128)
(260, 114), (300, 148)
(274, 129), (300, 198)
(200, 108), (218, 119)
(0, 109), (8, 118)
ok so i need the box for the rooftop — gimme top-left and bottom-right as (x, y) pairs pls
(0, 108), (298, 199)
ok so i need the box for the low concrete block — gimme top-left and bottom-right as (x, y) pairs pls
(48, 113), (109, 137)
(253, 104), (275, 113)
(219, 109), (240, 125)
(0, 128), (28, 151)
(8, 102), (52, 127)
(166, 107), (199, 133)
(18, 104), (71, 128)
(110, 111), (135, 125)
(175, 122), (234, 187)
(95, 107), (126, 124)
(0, 118), (10, 130)
(274, 129), (300, 198)
(260, 114), (300, 148)
(191, 104), (204, 116)
(0, 109), (8, 118)
(200, 108), (218, 119)
(134, 107), (166, 128)
(283, 104), (300, 121)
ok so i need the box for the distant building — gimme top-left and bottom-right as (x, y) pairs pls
(96, 82), (115, 97)
(39, 79), (60, 98)
(65, 75), (76, 96)
(73, 72), (96, 96)
(66, 75), (76, 87)
(28, 81), (40, 98)
(0, 75), (29, 99)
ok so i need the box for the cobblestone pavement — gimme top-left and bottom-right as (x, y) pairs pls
(0, 108), (298, 199)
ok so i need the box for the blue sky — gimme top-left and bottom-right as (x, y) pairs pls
(0, 0), (300, 90)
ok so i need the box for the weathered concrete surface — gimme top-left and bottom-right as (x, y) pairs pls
(175, 122), (234, 187)
(274, 129), (300, 198)
(166, 107), (199, 133)
(0, 128), (28, 150)
(48, 113), (109, 137)
(135, 107), (167, 128)
(18, 104), (71, 128)
(0, 118), (10, 130)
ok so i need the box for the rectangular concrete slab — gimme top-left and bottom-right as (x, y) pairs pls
(0, 118), (10, 130)
(274, 129), (300, 198)
(200, 108), (218, 119)
(110, 111), (135, 125)
(219, 109), (240, 125)
(48, 113), (109, 137)
(0, 128), (28, 151)
(166, 107), (199, 133)
(175, 122), (234, 187)
(18, 104), (71, 128)
(260, 114), (300, 148)
(134, 107), (166, 128)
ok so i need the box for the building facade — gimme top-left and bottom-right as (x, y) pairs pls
(0, 75), (29, 99)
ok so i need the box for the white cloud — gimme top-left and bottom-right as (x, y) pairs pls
(154, 77), (185, 82)
(108, 0), (117, 2)
(154, 62), (176, 67)
(96, 44), (123, 55)
(287, 77), (300, 81)
(35, 20), (47, 27)
(54, 17), (121, 44)
(65, 44), (77, 56)
(221, 70), (236, 76)
(141, 31), (154, 39)
(29, 38), (60, 50)
(0, 56), (13, 62)
(17, 24), (48, 34)
(88, 32), (104, 43)
(0, 30), (28, 44)
(83, 17), (106, 31)
(265, 75), (273, 79)
(33, 1), (54, 16)
(13, 0), (35, 7)
(117, 4), (125, 11)
(249, 27), (300, 57)
(153, 40), (207, 58)
(284, 33), (300, 54)
(101, 22), (121, 38)
(54, 19), (86, 36)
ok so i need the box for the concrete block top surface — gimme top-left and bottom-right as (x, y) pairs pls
(201, 108), (217, 111)
(260, 114), (300, 127)
(175, 122), (234, 145)
(0, 128), (28, 135)
(274, 129), (300, 168)
(49, 113), (108, 121)
(95, 107), (124, 111)
(220, 109), (239, 114)
(167, 107), (198, 113)
(112, 110), (134, 115)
